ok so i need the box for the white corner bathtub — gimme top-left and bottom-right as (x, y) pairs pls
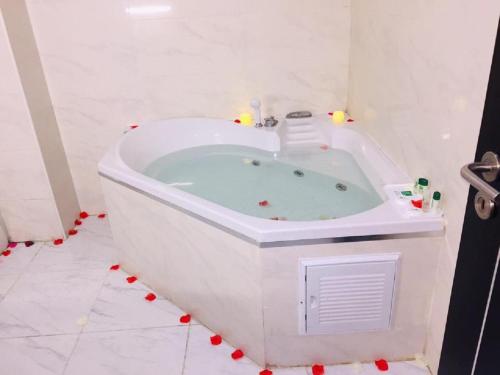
(99, 116), (443, 245)
(98, 116), (445, 367)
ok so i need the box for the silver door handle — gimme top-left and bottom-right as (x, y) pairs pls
(460, 151), (500, 203)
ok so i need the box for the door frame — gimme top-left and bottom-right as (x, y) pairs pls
(438, 17), (500, 375)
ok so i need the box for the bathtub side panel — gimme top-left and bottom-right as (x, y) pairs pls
(262, 236), (443, 366)
(100, 177), (265, 365)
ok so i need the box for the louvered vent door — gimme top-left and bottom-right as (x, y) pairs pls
(304, 255), (398, 335)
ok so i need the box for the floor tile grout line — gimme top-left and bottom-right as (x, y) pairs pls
(0, 323), (200, 343)
(78, 264), (115, 331)
(61, 327), (84, 375)
(61, 219), (108, 375)
(0, 332), (80, 340)
(4, 266), (115, 277)
(180, 323), (192, 375)
(58, 243), (108, 373)
(81, 323), (200, 334)
(0, 244), (44, 304)
(0, 272), (24, 305)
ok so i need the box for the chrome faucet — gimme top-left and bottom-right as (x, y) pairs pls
(263, 116), (278, 127)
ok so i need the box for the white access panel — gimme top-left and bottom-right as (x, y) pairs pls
(300, 254), (399, 335)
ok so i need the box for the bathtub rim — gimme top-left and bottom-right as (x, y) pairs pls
(98, 117), (444, 244)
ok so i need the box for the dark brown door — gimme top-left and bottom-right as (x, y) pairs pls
(438, 18), (500, 375)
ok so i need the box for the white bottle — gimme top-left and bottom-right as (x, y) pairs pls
(430, 191), (442, 214)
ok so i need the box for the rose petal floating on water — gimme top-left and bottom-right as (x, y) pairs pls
(109, 264), (120, 271)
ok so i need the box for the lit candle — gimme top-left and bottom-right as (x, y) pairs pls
(239, 113), (253, 126)
(332, 111), (345, 124)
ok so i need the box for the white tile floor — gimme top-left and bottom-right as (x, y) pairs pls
(0, 216), (432, 375)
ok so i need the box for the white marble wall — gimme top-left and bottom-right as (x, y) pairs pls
(25, 0), (351, 213)
(0, 10), (62, 241)
(347, 1), (500, 372)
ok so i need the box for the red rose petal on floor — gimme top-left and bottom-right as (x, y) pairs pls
(130, 124), (139, 129)
(2, 250), (11, 257)
(259, 200), (269, 207)
(8, 242), (17, 248)
(375, 359), (389, 371)
(210, 334), (222, 345)
(68, 229), (78, 236)
(24, 241), (34, 247)
(411, 199), (423, 209)
(74, 219), (82, 226)
(53, 238), (63, 245)
(234, 119), (241, 124)
(179, 314), (191, 324)
(328, 112), (333, 116)
(347, 118), (354, 122)
(109, 264), (120, 271)
(260, 370), (273, 375)
(126, 276), (138, 283)
(312, 364), (325, 375)
(98, 213), (106, 219)
(145, 292), (157, 302)
(231, 349), (244, 360)
(79, 211), (89, 219)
